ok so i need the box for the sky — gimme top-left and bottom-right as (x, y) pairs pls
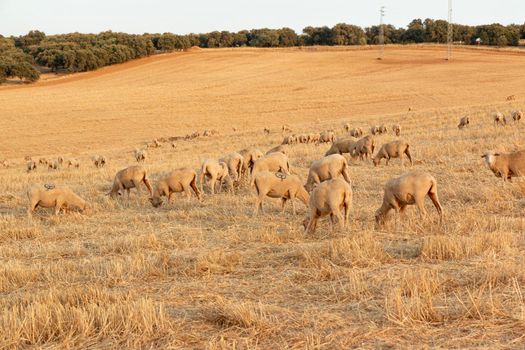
(1, 0), (524, 36)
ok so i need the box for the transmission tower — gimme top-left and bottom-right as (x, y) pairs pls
(447, 0), (453, 60)
(378, 6), (385, 60)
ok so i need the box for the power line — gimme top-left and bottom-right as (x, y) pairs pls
(378, 6), (385, 60)
(447, 0), (453, 60)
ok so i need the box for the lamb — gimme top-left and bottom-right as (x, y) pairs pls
(305, 154), (351, 192)
(324, 137), (356, 156)
(252, 171), (309, 215)
(200, 159), (232, 194)
(349, 135), (375, 160)
(251, 152), (291, 183)
(239, 147), (264, 176)
(373, 140), (412, 166)
(27, 160), (37, 172)
(481, 150), (525, 181)
(28, 185), (87, 216)
(134, 148), (147, 163)
(392, 124), (401, 136)
(349, 128), (363, 138)
(93, 155), (107, 168)
(319, 131), (335, 143)
(220, 152), (244, 182)
(282, 135), (298, 145)
(512, 110), (522, 122)
(375, 172), (443, 224)
(108, 165), (153, 197)
(493, 112), (506, 126)
(303, 178), (352, 235)
(457, 116), (470, 129)
(149, 168), (201, 207)
(48, 160), (59, 170)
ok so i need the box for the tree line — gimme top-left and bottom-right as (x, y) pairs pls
(1, 20), (524, 83)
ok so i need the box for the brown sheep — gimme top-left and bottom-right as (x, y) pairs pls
(349, 128), (363, 138)
(93, 155), (107, 168)
(149, 168), (201, 207)
(282, 135), (298, 145)
(109, 165), (153, 198)
(303, 178), (352, 235)
(392, 124), (401, 136)
(305, 154), (351, 192)
(200, 159), (232, 194)
(48, 160), (59, 171)
(512, 110), (522, 122)
(373, 140), (412, 166)
(253, 171), (309, 215)
(27, 160), (37, 173)
(251, 152), (291, 184)
(350, 135), (375, 160)
(375, 172), (443, 224)
(28, 185), (87, 216)
(319, 131), (335, 143)
(370, 126), (380, 135)
(482, 150), (525, 181)
(324, 137), (356, 156)
(134, 148), (147, 163)
(220, 152), (244, 182)
(239, 147), (264, 176)
(263, 127), (271, 135)
(457, 116), (470, 129)
(493, 112), (507, 126)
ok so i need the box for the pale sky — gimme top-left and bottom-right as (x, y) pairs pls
(1, 0), (523, 36)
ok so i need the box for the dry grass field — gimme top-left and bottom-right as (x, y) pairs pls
(0, 46), (525, 349)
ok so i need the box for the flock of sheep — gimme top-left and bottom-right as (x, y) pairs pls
(19, 109), (525, 234)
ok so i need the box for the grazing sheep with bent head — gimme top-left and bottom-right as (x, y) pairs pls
(319, 131), (335, 143)
(200, 159), (232, 194)
(253, 171), (309, 215)
(493, 112), (507, 126)
(303, 178), (352, 235)
(134, 148), (147, 163)
(93, 155), (107, 168)
(349, 128), (363, 138)
(512, 110), (522, 122)
(375, 172), (443, 224)
(28, 185), (87, 217)
(220, 152), (244, 182)
(109, 165), (153, 198)
(27, 160), (37, 173)
(457, 116), (470, 129)
(239, 147), (264, 177)
(251, 152), (291, 185)
(305, 154), (351, 192)
(324, 137), (356, 156)
(350, 135), (375, 160)
(149, 168), (201, 207)
(373, 140), (412, 166)
(48, 160), (59, 171)
(482, 150), (525, 181)
(392, 124), (401, 136)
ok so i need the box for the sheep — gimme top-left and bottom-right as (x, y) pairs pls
(373, 140), (412, 166)
(319, 131), (335, 143)
(482, 150), (525, 181)
(266, 145), (287, 155)
(349, 135), (375, 160)
(251, 152), (291, 184)
(203, 129), (219, 137)
(2, 159), (9, 168)
(24, 156), (32, 161)
(108, 165), (153, 198)
(349, 128), (363, 138)
(506, 95), (516, 101)
(134, 148), (147, 163)
(252, 171), (309, 215)
(379, 125), (388, 134)
(147, 139), (161, 148)
(303, 178), (352, 235)
(375, 172), (443, 224)
(220, 152), (244, 182)
(38, 158), (48, 165)
(171, 142), (177, 148)
(343, 123), (351, 132)
(370, 126), (380, 135)
(57, 156), (64, 166)
(263, 127), (271, 135)
(493, 112), (506, 126)
(28, 185), (87, 217)
(392, 124), (401, 136)
(457, 116), (470, 129)
(282, 135), (298, 145)
(65, 158), (80, 168)
(282, 124), (293, 133)
(324, 137), (356, 156)
(92, 155), (107, 168)
(298, 134), (309, 144)
(239, 147), (264, 176)
(200, 159), (232, 194)
(27, 160), (37, 173)
(149, 168), (201, 207)
(48, 160), (59, 171)
(305, 154), (351, 192)
(512, 110), (522, 122)
(309, 133), (320, 144)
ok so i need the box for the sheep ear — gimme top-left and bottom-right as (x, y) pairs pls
(481, 155), (486, 158)
(493, 153), (500, 156)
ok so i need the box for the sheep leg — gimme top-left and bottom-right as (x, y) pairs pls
(405, 149), (413, 166)
(54, 198), (65, 215)
(281, 198), (287, 213)
(291, 197), (296, 215)
(132, 180), (142, 196)
(428, 192), (443, 222)
(253, 194), (264, 216)
(210, 175), (217, 195)
(27, 200), (39, 217)
(305, 216), (318, 235)
(199, 172), (206, 193)
(415, 198), (428, 218)
(190, 177), (201, 200)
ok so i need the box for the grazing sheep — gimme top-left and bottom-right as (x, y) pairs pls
(232, 127), (237, 132)
(266, 145), (287, 155)
(349, 128), (363, 138)
(303, 178), (352, 235)
(149, 168), (201, 207)
(109, 165), (153, 198)
(28, 185), (87, 216)
(319, 131), (335, 143)
(309, 133), (320, 144)
(263, 127), (270, 135)
(297, 134), (309, 144)
(65, 158), (80, 168)
(305, 154), (351, 192)
(2, 159), (9, 168)
(203, 129), (219, 137)
(375, 172), (443, 224)
(200, 159), (232, 194)
(147, 139), (161, 148)
(24, 156), (32, 161)
(251, 152), (291, 183)
(57, 156), (64, 166)
(506, 95), (516, 101)
(350, 135), (375, 160)
(392, 124), (401, 136)
(482, 150), (525, 181)
(343, 123), (351, 132)
(379, 125), (388, 134)
(282, 124), (293, 133)
(457, 116), (470, 129)
(253, 171), (309, 215)
(27, 160), (37, 172)
(220, 152), (244, 182)
(239, 147), (264, 176)
(171, 142), (177, 148)
(38, 158), (48, 165)
(324, 137), (356, 156)
(370, 126), (380, 135)
(92, 155), (107, 168)
(493, 112), (507, 126)
(373, 140), (412, 166)
(134, 148), (147, 163)
(512, 110), (522, 122)
(48, 160), (59, 171)
(282, 135), (298, 145)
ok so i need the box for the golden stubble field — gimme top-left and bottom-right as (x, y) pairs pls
(0, 46), (524, 349)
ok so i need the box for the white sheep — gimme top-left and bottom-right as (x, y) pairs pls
(109, 165), (153, 197)
(220, 152), (244, 182)
(457, 116), (470, 129)
(482, 150), (525, 181)
(305, 154), (351, 192)
(200, 159), (232, 194)
(373, 140), (412, 166)
(493, 112), (507, 126)
(252, 171), (309, 215)
(149, 168), (201, 207)
(134, 148), (147, 163)
(251, 152), (291, 184)
(511, 110), (522, 122)
(28, 185), (87, 216)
